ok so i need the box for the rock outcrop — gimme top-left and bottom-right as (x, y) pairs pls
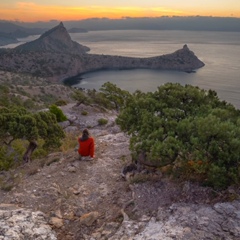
(0, 23), (204, 82)
(81, 44), (204, 73)
(0, 204), (57, 240)
(13, 22), (90, 54)
(108, 201), (240, 240)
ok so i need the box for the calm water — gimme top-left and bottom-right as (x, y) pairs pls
(1, 30), (240, 109)
(69, 30), (240, 109)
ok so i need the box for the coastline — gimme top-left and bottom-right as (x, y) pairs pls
(0, 22), (205, 83)
(63, 66), (198, 88)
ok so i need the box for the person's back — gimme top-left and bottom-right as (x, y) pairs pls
(78, 129), (95, 159)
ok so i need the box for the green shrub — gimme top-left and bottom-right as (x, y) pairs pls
(129, 174), (150, 184)
(71, 89), (91, 105)
(1, 183), (14, 192)
(116, 83), (240, 189)
(99, 82), (132, 111)
(0, 146), (15, 171)
(23, 99), (36, 109)
(55, 100), (68, 106)
(0, 106), (65, 163)
(0, 85), (9, 94)
(39, 93), (58, 105)
(98, 118), (108, 125)
(0, 139), (49, 171)
(49, 104), (67, 122)
(81, 110), (88, 116)
(206, 165), (232, 189)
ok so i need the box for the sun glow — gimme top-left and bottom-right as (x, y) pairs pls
(0, 2), (239, 22)
(0, 4), (187, 22)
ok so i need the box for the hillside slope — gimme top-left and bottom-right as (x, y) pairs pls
(0, 103), (239, 240)
(13, 22), (90, 54)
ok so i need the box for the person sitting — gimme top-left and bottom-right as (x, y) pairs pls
(78, 128), (95, 160)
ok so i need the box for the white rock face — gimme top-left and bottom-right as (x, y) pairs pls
(0, 205), (57, 240)
(108, 201), (240, 240)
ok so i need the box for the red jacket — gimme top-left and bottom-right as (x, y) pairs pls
(78, 137), (95, 158)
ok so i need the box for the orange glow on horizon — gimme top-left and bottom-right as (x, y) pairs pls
(0, 3), (239, 22)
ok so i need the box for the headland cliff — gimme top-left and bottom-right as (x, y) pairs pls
(0, 22), (204, 82)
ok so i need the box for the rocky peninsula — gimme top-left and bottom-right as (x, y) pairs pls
(0, 22), (204, 82)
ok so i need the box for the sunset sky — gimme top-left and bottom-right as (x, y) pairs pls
(0, 0), (240, 22)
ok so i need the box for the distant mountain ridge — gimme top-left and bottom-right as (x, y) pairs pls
(68, 28), (88, 33)
(0, 32), (18, 46)
(0, 21), (47, 46)
(0, 21), (45, 37)
(6, 17), (240, 32)
(13, 22), (90, 54)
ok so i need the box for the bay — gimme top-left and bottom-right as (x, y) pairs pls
(69, 30), (240, 109)
(1, 30), (240, 109)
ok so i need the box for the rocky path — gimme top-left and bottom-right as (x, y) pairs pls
(0, 104), (134, 239)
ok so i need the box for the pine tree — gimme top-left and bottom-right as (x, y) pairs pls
(116, 83), (240, 189)
(0, 106), (65, 163)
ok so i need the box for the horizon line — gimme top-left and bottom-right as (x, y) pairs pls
(1, 15), (240, 24)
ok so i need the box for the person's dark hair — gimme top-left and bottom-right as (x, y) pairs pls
(80, 128), (89, 141)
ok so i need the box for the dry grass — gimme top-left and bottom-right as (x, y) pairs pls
(0, 183), (14, 192)
(60, 132), (78, 153)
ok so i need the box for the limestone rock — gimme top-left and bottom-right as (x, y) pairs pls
(108, 201), (240, 240)
(0, 206), (57, 239)
(13, 22), (90, 54)
(67, 166), (76, 173)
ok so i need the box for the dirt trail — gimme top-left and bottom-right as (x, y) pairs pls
(0, 104), (134, 239)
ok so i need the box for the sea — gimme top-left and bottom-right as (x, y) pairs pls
(70, 30), (240, 109)
(2, 30), (240, 109)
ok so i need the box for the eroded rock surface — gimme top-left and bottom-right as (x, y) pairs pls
(0, 204), (57, 240)
(108, 201), (240, 240)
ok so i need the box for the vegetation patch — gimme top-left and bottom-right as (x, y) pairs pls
(60, 133), (78, 153)
(81, 110), (88, 116)
(0, 106), (65, 163)
(1, 78), (240, 191)
(98, 118), (108, 125)
(49, 104), (68, 122)
(55, 99), (68, 106)
(111, 82), (240, 189)
(0, 183), (14, 192)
